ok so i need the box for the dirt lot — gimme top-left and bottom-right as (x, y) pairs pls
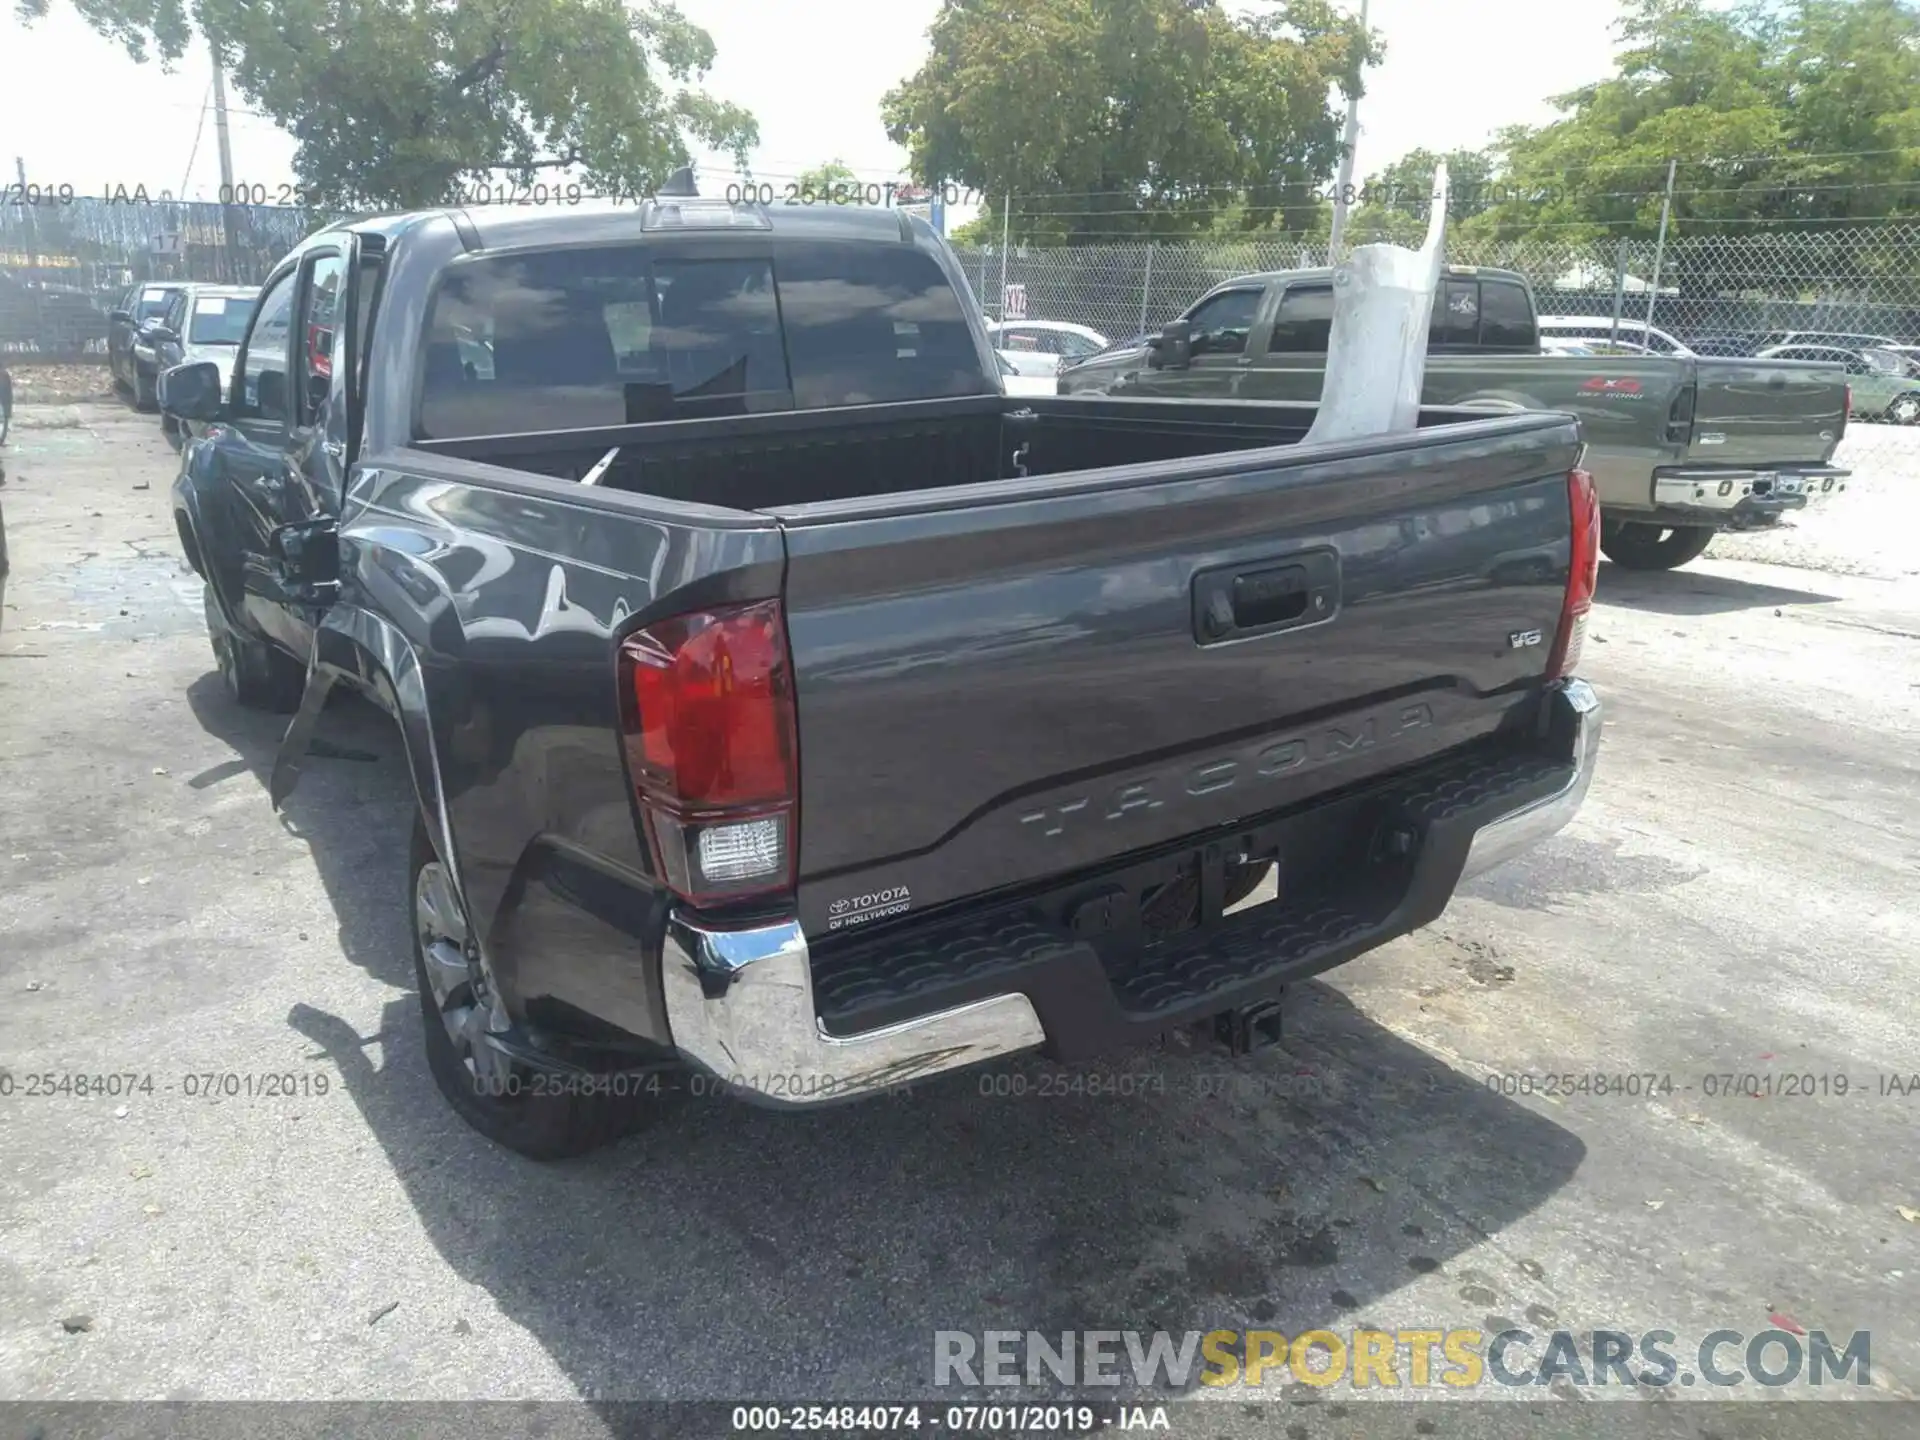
(1, 403), (1918, 1426)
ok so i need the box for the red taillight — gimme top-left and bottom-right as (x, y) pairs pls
(1549, 467), (1600, 680)
(618, 599), (799, 905)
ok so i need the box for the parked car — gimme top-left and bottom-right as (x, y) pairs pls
(1062, 265), (1851, 572)
(1684, 334), (1768, 358)
(165, 194), (1602, 1158)
(1754, 329), (1898, 353)
(141, 284), (261, 436)
(108, 282), (189, 408)
(996, 350), (1056, 397)
(1538, 315), (1695, 356)
(1755, 343), (1920, 424)
(0, 271), (106, 358)
(987, 319), (1109, 376)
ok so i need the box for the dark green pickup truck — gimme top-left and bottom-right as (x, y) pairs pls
(1060, 266), (1851, 570)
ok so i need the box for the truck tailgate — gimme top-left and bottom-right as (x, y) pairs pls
(770, 412), (1583, 940)
(1687, 358), (1847, 467)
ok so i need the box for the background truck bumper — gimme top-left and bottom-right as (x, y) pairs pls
(1650, 466), (1849, 528)
(663, 679), (1602, 1109)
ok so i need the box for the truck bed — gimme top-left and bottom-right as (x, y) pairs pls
(412, 393), (1496, 512)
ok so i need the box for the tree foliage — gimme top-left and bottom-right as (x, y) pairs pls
(883, 0), (1377, 243)
(17, 0), (758, 211)
(1433, 0), (1920, 243)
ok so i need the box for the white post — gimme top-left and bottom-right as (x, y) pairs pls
(997, 194), (1011, 321)
(1139, 243), (1154, 333)
(1326, 0), (1370, 260)
(1646, 157), (1677, 331)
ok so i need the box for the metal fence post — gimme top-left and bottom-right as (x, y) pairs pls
(1608, 237), (1630, 344)
(1646, 158), (1677, 331)
(1139, 243), (1155, 334)
(997, 195), (1010, 322)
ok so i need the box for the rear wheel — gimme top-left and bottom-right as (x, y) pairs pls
(1600, 520), (1716, 572)
(1889, 394), (1920, 426)
(202, 581), (306, 711)
(410, 817), (644, 1159)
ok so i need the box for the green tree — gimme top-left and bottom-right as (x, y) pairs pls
(882, 0), (1378, 243)
(1474, 0), (1920, 242)
(793, 158), (860, 198)
(17, 0), (758, 211)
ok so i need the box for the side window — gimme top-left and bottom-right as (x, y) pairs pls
(1058, 332), (1102, 359)
(777, 242), (993, 407)
(237, 269), (298, 421)
(1479, 280), (1534, 349)
(1268, 284), (1334, 353)
(1185, 289), (1263, 355)
(298, 252), (347, 424)
(162, 291), (186, 334)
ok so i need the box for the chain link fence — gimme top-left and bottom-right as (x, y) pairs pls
(953, 227), (1920, 345)
(955, 224), (1920, 508)
(5, 200), (1919, 501)
(1, 198), (314, 357)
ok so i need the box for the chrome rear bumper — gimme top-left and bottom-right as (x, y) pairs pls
(1460, 678), (1602, 880)
(663, 679), (1602, 1108)
(1652, 466), (1849, 517)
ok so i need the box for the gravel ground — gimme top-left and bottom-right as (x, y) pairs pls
(1, 404), (1917, 1425)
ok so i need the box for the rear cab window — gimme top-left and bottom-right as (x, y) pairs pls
(1430, 275), (1536, 352)
(417, 238), (992, 438)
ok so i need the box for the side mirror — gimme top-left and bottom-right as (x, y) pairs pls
(142, 322), (178, 345)
(1150, 320), (1194, 371)
(157, 360), (225, 421)
(108, 309), (130, 324)
(306, 371), (330, 412)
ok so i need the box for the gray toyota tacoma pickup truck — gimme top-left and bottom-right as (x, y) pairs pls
(163, 192), (1603, 1158)
(1062, 265), (1850, 572)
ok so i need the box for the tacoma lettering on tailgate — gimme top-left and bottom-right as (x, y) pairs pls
(1017, 703), (1435, 840)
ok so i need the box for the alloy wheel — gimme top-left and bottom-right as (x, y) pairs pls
(414, 859), (514, 1092)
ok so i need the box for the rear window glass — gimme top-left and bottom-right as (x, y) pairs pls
(1479, 280), (1535, 348)
(775, 242), (993, 407)
(417, 241), (989, 435)
(1430, 280), (1481, 349)
(419, 248), (790, 437)
(189, 294), (251, 345)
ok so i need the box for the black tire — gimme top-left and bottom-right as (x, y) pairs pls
(410, 817), (643, 1159)
(202, 581), (306, 711)
(1888, 394), (1920, 426)
(1600, 520), (1716, 572)
(132, 363), (158, 412)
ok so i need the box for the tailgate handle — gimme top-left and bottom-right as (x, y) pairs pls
(1194, 549), (1341, 644)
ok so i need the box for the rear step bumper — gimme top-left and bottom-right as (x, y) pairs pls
(663, 679), (1601, 1109)
(1651, 466), (1849, 525)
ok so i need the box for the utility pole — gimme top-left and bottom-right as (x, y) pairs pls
(1326, 0), (1370, 261)
(210, 32), (239, 271)
(1645, 157), (1678, 331)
